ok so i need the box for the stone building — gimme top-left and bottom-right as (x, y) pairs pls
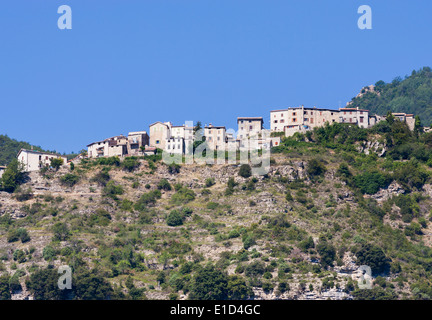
(204, 124), (226, 151)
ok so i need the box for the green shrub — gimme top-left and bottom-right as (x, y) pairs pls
(238, 164), (252, 178)
(307, 159), (326, 177)
(354, 171), (392, 194)
(166, 210), (184, 227)
(102, 181), (124, 199)
(157, 179), (172, 191)
(205, 178), (216, 187)
(122, 157), (140, 172)
(59, 173), (80, 187)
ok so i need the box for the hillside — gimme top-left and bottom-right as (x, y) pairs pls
(1, 119), (432, 300)
(0, 135), (77, 166)
(349, 67), (432, 126)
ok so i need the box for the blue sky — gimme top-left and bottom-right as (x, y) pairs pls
(0, 0), (431, 153)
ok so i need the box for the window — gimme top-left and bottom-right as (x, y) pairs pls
(274, 120), (278, 123)
(320, 111), (322, 115)
(280, 113), (283, 117)
(293, 112), (296, 116)
(249, 126), (253, 130)
(310, 118), (314, 124)
(156, 140), (160, 144)
(344, 111), (346, 115)
(311, 112), (313, 115)
(360, 117), (364, 123)
(331, 112), (333, 115)
(304, 111), (307, 115)
(304, 118), (308, 121)
(293, 118), (297, 122)
(280, 119), (284, 123)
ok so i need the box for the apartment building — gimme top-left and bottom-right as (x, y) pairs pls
(271, 106), (374, 136)
(17, 149), (68, 172)
(339, 107), (370, 128)
(271, 106), (341, 133)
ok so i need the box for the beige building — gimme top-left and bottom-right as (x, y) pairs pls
(271, 106), (375, 137)
(17, 149), (68, 172)
(87, 135), (128, 158)
(127, 131), (150, 156)
(271, 106), (341, 133)
(204, 124), (226, 151)
(339, 107), (370, 128)
(392, 113), (415, 131)
(149, 122), (172, 150)
(237, 117), (264, 140)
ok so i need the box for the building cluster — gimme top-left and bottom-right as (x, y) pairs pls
(86, 117), (282, 159)
(9, 105), (418, 173)
(270, 106), (416, 136)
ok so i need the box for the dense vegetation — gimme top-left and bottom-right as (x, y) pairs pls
(0, 134), (77, 166)
(349, 67), (432, 126)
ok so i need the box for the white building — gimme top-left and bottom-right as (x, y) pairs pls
(0, 166), (6, 178)
(17, 149), (68, 172)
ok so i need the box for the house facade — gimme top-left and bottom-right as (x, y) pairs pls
(149, 122), (172, 150)
(17, 149), (68, 172)
(204, 124), (226, 151)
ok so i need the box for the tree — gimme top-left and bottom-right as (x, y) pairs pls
(0, 159), (25, 192)
(50, 158), (64, 171)
(52, 222), (70, 241)
(166, 210), (184, 226)
(189, 264), (228, 300)
(26, 267), (69, 300)
(0, 275), (11, 300)
(226, 275), (253, 300)
(316, 241), (336, 268)
(157, 179), (172, 191)
(74, 269), (114, 300)
(307, 159), (326, 178)
(355, 244), (390, 276)
(238, 164), (252, 178)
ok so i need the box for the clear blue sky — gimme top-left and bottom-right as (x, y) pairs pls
(0, 0), (431, 153)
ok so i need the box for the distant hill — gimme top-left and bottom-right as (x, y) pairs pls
(349, 66), (432, 126)
(0, 135), (63, 166)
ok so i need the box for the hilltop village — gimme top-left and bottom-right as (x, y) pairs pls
(10, 106), (417, 172)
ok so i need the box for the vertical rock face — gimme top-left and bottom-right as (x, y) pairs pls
(356, 140), (387, 157)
